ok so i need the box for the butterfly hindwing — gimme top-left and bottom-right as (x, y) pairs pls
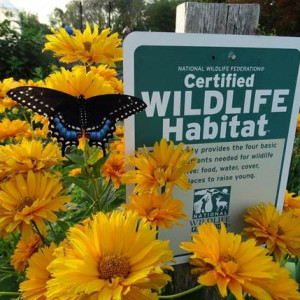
(85, 94), (147, 130)
(49, 115), (79, 155)
(83, 94), (146, 150)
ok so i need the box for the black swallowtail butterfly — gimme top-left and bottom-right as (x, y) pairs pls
(7, 87), (146, 155)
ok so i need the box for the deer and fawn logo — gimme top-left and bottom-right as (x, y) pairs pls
(191, 186), (231, 231)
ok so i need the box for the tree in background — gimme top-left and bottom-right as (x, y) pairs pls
(48, 0), (300, 36)
(49, 8), (66, 28)
(0, 12), (56, 80)
(112, 0), (145, 32)
(144, 0), (184, 32)
(49, 0), (145, 33)
(275, 0), (300, 36)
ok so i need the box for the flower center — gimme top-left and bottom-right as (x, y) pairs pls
(98, 255), (130, 280)
(114, 165), (122, 172)
(220, 254), (237, 264)
(83, 42), (92, 52)
(15, 197), (34, 212)
(278, 225), (284, 236)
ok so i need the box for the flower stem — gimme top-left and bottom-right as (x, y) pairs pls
(31, 220), (48, 246)
(158, 284), (204, 299)
(0, 292), (20, 296)
(48, 221), (58, 244)
(280, 253), (291, 267)
(295, 257), (300, 283)
(83, 142), (101, 211)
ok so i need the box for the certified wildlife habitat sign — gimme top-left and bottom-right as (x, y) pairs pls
(124, 32), (300, 263)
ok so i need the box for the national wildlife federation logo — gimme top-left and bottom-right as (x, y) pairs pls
(191, 186), (231, 231)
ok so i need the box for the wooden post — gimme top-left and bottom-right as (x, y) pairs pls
(176, 2), (260, 35)
(171, 3), (261, 299)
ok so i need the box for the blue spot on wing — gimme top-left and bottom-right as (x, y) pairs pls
(88, 119), (112, 141)
(54, 117), (80, 139)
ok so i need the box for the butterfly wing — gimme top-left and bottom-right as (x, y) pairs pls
(7, 87), (81, 128)
(48, 115), (80, 155)
(84, 94), (146, 148)
(7, 88), (147, 153)
(7, 87), (81, 154)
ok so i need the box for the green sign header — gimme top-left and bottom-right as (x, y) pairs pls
(134, 46), (299, 147)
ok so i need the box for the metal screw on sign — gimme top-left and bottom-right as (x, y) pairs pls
(228, 52), (237, 61)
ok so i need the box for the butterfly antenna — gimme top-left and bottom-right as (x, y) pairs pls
(66, 79), (95, 96)
(82, 79), (95, 95)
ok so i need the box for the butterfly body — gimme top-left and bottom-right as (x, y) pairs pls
(7, 87), (146, 155)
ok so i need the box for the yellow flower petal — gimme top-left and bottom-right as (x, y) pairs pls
(122, 138), (197, 194)
(0, 171), (70, 239)
(46, 211), (172, 299)
(44, 23), (122, 66)
(181, 222), (279, 298)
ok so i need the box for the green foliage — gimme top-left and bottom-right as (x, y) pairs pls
(286, 134), (300, 193)
(0, 12), (56, 80)
(49, 0), (179, 33)
(50, 0), (110, 29)
(144, 0), (185, 32)
(275, 0), (300, 36)
(63, 146), (125, 216)
(0, 236), (20, 299)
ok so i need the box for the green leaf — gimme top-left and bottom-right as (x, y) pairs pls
(92, 156), (107, 178)
(57, 220), (70, 232)
(65, 153), (84, 166)
(64, 177), (94, 201)
(87, 148), (100, 165)
(227, 292), (237, 300)
(0, 273), (19, 300)
(294, 259), (300, 283)
(100, 181), (116, 210)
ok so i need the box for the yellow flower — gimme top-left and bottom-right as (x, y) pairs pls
(283, 190), (300, 218)
(91, 65), (124, 93)
(77, 135), (87, 151)
(45, 66), (115, 99)
(0, 171), (71, 239)
(18, 79), (45, 87)
(102, 152), (125, 189)
(0, 78), (20, 112)
(297, 113), (300, 134)
(0, 139), (64, 179)
(31, 114), (49, 139)
(110, 136), (125, 154)
(20, 243), (56, 300)
(123, 193), (188, 229)
(0, 118), (31, 142)
(181, 223), (278, 300)
(114, 125), (125, 137)
(44, 23), (122, 66)
(123, 288), (158, 300)
(11, 234), (42, 273)
(69, 168), (82, 177)
(243, 202), (300, 261)
(256, 264), (300, 300)
(46, 210), (172, 299)
(122, 138), (197, 194)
